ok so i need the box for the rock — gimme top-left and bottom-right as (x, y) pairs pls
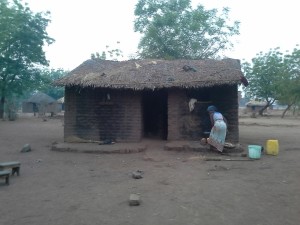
(21, 144), (31, 153)
(132, 170), (144, 179)
(129, 194), (141, 206)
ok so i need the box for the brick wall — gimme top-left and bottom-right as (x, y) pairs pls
(64, 86), (77, 139)
(167, 89), (208, 141)
(64, 86), (142, 142)
(65, 85), (239, 143)
(167, 89), (191, 140)
(167, 85), (239, 143)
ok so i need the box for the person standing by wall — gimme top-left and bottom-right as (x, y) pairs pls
(206, 105), (227, 153)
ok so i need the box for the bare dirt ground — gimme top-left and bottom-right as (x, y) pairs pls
(1, 112), (300, 225)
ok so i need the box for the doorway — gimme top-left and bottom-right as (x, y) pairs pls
(142, 90), (168, 140)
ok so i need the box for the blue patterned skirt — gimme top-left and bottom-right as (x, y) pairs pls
(207, 120), (227, 152)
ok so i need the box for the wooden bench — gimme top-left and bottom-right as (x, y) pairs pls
(0, 161), (21, 176)
(0, 170), (10, 185)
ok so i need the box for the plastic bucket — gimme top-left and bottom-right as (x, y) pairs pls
(266, 140), (279, 155)
(248, 145), (262, 159)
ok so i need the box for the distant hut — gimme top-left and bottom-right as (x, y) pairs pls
(246, 100), (267, 117)
(22, 92), (61, 116)
(55, 58), (245, 143)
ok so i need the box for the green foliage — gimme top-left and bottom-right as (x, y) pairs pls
(134, 0), (240, 59)
(91, 42), (123, 61)
(276, 47), (300, 116)
(91, 51), (107, 60)
(242, 48), (283, 104)
(0, 0), (54, 117)
(38, 68), (67, 99)
(242, 46), (300, 116)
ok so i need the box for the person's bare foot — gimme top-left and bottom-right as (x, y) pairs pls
(200, 138), (207, 145)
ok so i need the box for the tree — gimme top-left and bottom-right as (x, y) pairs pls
(242, 48), (284, 115)
(134, 0), (240, 59)
(0, 0), (54, 118)
(39, 68), (67, 100)
(242, 47), (300, 117)
(276, 47), (300, 117)
(91, 42), (123, 61)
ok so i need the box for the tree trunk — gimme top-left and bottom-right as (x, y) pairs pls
(259, 99), (276, 116)
(258, 105), (269, 116)
(0, 96), (5, 119)
(281, 104), (293, 118)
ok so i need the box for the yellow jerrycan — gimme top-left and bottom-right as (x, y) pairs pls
(266, 140), (279, 155)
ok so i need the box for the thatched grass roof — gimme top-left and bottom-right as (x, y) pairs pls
(54, 58), (243, 90)
(246, 100), (267, 107)
(24, 92), (56, 104)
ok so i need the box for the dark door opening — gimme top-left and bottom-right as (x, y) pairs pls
(142, 90), (168, 140)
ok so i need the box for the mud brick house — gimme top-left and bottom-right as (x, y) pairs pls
(55, 58), (244, 144)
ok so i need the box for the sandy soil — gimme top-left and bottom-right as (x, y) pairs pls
(0, 113), (300, 225)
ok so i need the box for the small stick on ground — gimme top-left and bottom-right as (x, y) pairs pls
(204, 157), (255, 161)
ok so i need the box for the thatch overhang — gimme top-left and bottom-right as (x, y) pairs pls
(54, 58), (243, 90)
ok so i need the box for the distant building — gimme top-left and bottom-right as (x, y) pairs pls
(246, 100), (267, 117)
(22, 92), (61, 115)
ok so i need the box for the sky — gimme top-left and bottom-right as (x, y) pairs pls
(26, 0), (300, 71)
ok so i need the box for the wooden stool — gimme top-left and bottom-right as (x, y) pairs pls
(0, 170), (10, 185)
(0, 161), (21, 176)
